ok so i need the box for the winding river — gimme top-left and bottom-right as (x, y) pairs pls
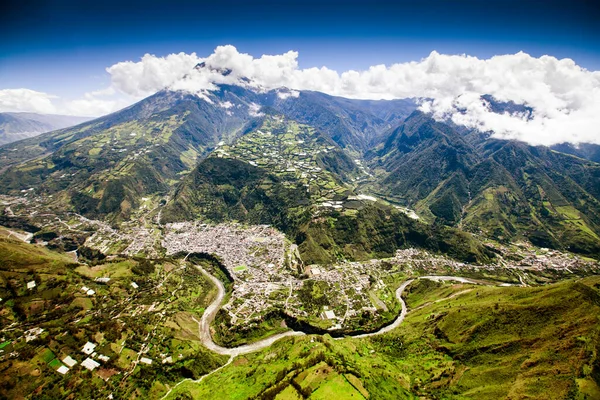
(193, 263), (486, 356)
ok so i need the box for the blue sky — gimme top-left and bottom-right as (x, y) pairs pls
(2, 0), (600, 148)
(1, 0), (598, 99)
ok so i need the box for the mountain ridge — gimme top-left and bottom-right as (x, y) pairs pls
(368, 111), (600, 257)
(0, 112), (92, 146)
(0, 84), (598, 259)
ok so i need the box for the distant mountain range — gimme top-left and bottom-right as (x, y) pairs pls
(550, 142), (600, 163)
(0, 84), (599, 259)
(0, 112), (92, 145)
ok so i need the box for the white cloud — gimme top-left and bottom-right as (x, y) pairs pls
(248, 102), (264, 117)
(3, 46), (599, 145)
(107, 52), (203, 97)
(0, 87), (131, 117)
(276, 89), (300, 100)
(105, 46), (600, 145)
(62, 97), (130, 117)
(0, 89), (58, 114)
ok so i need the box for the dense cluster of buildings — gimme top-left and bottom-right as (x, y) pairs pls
(162, 221), (394, 329)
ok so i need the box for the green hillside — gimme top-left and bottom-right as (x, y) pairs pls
(0, 231), (227, 399)
(164, 276), (600, 400)
(369, 112), (600, 258)
(163, 115), (359, 227)
(164, 115), (495, 265)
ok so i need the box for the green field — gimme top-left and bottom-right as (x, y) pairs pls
(1, 211), (600, 399)
(0, 232), (226, 399)
(166, 276), (600, 400)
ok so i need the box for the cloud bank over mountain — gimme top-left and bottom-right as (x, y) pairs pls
(0, 87), (129, 118)
(0, 89), (58, 115)
(3, 45), (599, 145)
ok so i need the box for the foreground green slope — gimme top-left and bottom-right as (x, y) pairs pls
(166, 276), (600, 400)
(0, 232), (227, 399)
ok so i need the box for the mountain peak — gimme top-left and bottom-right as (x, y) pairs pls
(194, 61), (233, 76)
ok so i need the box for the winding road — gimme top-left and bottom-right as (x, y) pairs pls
(193, 264), (305, 356)
(192, 261), (486, 356)
(160, 267), (494, 399)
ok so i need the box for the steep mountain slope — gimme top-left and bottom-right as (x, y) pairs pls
(163, 114), (363, 232)
(368, 111), (482, 204)
(272, 90), (416, 153)
(370, 111), (600, 257)
(0, 112), (92, 145)
(165, 114), (495, 265)
(0, 89), (263, 221)
(0, 86), (416, 223)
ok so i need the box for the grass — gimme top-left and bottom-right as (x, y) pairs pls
(390, 276), (600, 399)
(71, 296), (93, 310)
(555, 205), (582, 220)
(275, 385), (303, 399)
(576, 378), (600, 399)
(0, 234), (229, 400)
(48, 358), (63, 369)
(117, 348), (138, 369)
(164, 276), (600, 400)
(312, 374), (366, 399)
(40, 348), (56, 363)
(0, 234), (75, 274)
(75, 259), (136, 279)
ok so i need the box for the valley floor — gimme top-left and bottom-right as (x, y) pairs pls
(1, 193), (600, 399)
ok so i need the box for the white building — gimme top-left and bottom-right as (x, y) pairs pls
(140, 357), (152, 365)
(25, 327), (43, 342)
(82, 342), (96, 355)
(130, 282), (139, 289)
(26, 281), (36, 290)
(57, 365), (69, 375)
(82, 358), (100, 371)
(62, 356), (77, 367)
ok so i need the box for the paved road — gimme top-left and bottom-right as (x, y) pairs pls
(193, 263), (485, 354)
(193, 264), (304, 357)
(349, 275), (484, 339)
(160, 268), (500, 399)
